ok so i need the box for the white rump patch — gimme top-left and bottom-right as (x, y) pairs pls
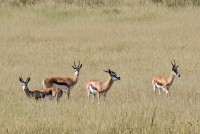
(42, 80), (45, 88)
(155, 83), (163, 90)
(89, 85), (98, 95)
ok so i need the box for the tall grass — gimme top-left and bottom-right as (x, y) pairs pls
(152, 0), (200, 7)
(1, 0), (200, 7)
(0, 2), (200, 134)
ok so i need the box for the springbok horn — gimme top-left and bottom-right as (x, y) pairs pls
(78, 60), (80, 67)
(171, 60), (174, 66)
(173, 59), (176, 65)
(74, 60), (76, 68)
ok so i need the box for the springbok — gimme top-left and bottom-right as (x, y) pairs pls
(19, 77), (63, 101)
(42, 61), (82, 99)
(86, 69), (121, 101)
(152, 60), (180, 96)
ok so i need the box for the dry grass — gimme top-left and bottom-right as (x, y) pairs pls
(0, 3), (200, 133)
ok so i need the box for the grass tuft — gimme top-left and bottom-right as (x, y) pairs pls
(0, 3), (200, 134)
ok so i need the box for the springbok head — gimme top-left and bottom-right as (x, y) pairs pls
(72, 60), (82, 76)
(104, 69), (121, 81)
(19, 77), (31, 90)
(171, 60), (180, 77)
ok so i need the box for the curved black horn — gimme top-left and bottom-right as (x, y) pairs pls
(173, 59), (176, 65)
(74, 60), (76, 68)
(78, 60), (80, 67)
(26, 77), (30, 82)
(171, 60), (174, 66)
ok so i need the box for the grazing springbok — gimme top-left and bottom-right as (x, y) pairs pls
(19, 77), (63, 101)
(42, 61), (82, 99)
(86, 69), (121, 101)
(152, 60), (180, 96)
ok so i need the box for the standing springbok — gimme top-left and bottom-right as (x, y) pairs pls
(152, 60), (180, 96)
(86, 69), (121, 101)
(42, 61), (82, 99)
(19, 77), (63, 101)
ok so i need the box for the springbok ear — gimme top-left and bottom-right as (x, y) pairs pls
(19, 77), (23, 83)
(104, 70), (109, 73)
(26, 77), (30, 82)
(108, 69), (111, 74)
(176, 65), (179, 68)
(79, 64), (82, 68)
(72, 66), (75, 69)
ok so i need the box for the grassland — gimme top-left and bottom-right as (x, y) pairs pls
(0, 2), (200, 133)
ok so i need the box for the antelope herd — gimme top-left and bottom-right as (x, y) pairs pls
(19, 60), (180, 102)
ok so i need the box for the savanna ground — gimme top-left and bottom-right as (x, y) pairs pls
(0, 0), (200, 133)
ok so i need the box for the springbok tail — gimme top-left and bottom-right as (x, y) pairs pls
(42, 80), (46, 89)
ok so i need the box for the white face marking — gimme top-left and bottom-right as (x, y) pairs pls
(175, 72), (180, 77)
(112, 77), (119, 81)
(52, 83), (69, 91)
(22, 84), (27, 91)
(172, 68), (180, 77)
(89, 85), (98, 95)
(111, 72), (120, 81)
(172, 71), (177, 76)
(75, 70), (79, 75)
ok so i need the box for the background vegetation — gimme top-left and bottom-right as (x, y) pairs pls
(1, 0), (200, 7)
(0, 0), (200, 133)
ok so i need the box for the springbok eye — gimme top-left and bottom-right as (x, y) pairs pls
(112, 73), (117, 77)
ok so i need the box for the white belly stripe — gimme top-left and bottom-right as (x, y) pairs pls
(89, 85), (98, 95)
(52, 83), (69, 91)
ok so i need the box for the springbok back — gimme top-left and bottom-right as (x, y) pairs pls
(152, 60), (180, 96)
(42, 61), (82, 99)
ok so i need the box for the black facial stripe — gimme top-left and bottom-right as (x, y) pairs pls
(172, 69), (179, 75)
(112, 74), (118, 79)
(112, 74), (116, 77)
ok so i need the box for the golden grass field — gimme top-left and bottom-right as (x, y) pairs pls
(0, 1), (200, 133)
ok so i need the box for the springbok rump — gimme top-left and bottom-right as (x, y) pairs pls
(19, 77), (63, 102)
(42, 61), (82, 99)
(86, 69), (121, 102)
(152, 60), (180, 96)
